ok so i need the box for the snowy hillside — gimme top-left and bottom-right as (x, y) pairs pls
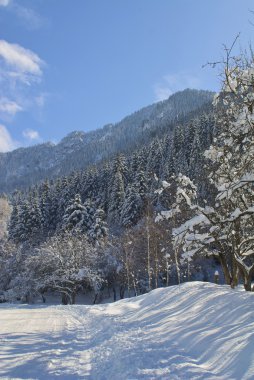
(0, 89), (213, 193)
(1, 282), (253, 380)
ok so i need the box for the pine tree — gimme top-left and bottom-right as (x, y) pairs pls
(63, 194), (86, 232)
(109, 168), (125, 223)
(121, 186), (142, 227)
(28, 197), (43, 244)
(97, 162), (110, 212)
(146, 139), (163, 188)
(112, 153), (128, 186)
(57, 176), (71, 225)
(89, 208), (108, 242)
(134, 170), (147, 202)
(82, 199), (95, 233)
(12, 197), (42, 244)
(8, 204), (20, 243)
(40, 180), (52, 237)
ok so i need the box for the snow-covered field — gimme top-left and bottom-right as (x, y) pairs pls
(0, 282), (254, 380)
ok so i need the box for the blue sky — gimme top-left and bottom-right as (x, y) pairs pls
(0, 0), (253, 151)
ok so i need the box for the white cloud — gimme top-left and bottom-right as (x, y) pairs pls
(22, 128), (40, 141)
(154, 72), (201, 102)
(0, 1), (44, 29)
(154, 86), (173, 102)
(0, 39), (43, 76)
(0, 124), (16, 152)
(0, 0), (10, 6)
(0, 39), (45, 122)
(0, 97), (22, 115)
(12, 3), (44, 30)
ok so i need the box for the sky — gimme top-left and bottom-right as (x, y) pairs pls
(0, 0), (253, 152)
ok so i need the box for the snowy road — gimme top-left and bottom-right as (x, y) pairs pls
(1, 282), (254, 379)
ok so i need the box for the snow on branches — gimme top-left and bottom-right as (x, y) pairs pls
(156, 50), (254, 290)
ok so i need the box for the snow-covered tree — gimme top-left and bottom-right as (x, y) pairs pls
(89, 208), (108, 243)
(204, 53), (254, 289)
(40, 179), (55, 237)
(24, 232), (104, 304)
(0, 195), (11, 240)
(155, 173), (198, 285)
(9, 197), (42, 245)
(121, 186), (142, 228)
(109, 168), (125, 223)
(63, 194), (86, 232)
(167, 49), (254, 290)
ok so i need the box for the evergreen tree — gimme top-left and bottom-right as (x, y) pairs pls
(97, 163), (110, 212)
(82, 199), (95, 233)
(112, 153), (128, 185)
(40, 180), (52, 237)
(13, 198), (42, 244)
(134, 170), (147, 202)
(109, 168), (125, 223)
(121, 186), (142, 227)
(146, 139), (163, 188)
(8, 204), (20, 243)
(58, 176), (71, 224)
(63, 194), (86, 232)
(89, 208), (108, 242)
(29, 196), (43, 243)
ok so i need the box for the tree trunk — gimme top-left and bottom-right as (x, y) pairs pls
(125, 248), (131, 297)
(155, 245), (159, 288)
(93, 293), (98, 304)
(244, 277), (252, 291)
(234, 258), (254, 292)
(61, 293), (68, 305)
(218, 253), (231, 285)
(243, 271), (253, 291)
(146, 215), (152, 291)
(133, 278), (138, 296)
(120, 285), (125, 299)
(71, 291), (76, 304)
(174, 247), (181, 286)
(231, 257), (239, 287)
(39, 289), (46, 303)
(166, 258), (169, 287)
(113, 287), (116, 302)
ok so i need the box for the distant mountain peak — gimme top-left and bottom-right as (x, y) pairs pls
(60, 131), (86, 143)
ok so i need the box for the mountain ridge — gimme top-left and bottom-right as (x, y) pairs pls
(0, 89), (214, 193)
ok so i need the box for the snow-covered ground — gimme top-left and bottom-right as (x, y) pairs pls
(0, 282), (254, 380)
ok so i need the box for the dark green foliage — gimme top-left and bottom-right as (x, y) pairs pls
(8, 97), (215, 245)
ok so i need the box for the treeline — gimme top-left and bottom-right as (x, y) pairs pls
(0, 109), (217, 303)
(0, 89), (214, 193)
(8, 111), (214, 244)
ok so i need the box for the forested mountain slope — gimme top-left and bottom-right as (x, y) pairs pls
(1, 89), (215, 300)
(0, 89), (213, 193)
(4, 55), (254, 302)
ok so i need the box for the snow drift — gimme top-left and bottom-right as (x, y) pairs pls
(0, 282), (254, 379)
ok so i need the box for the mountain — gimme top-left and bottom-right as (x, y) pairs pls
(0, 89), (214, 193)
